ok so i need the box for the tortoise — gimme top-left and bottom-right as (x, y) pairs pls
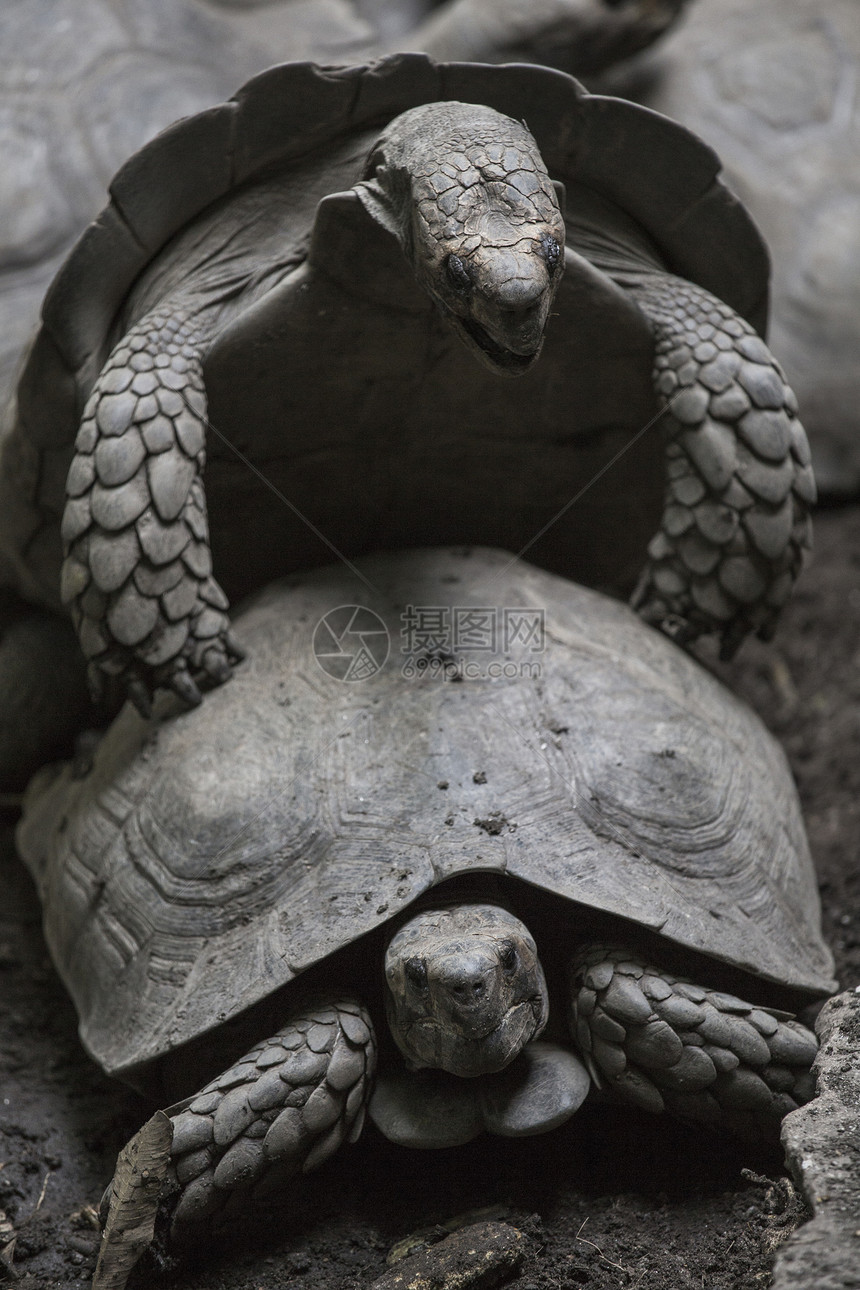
(598, 0), (860, 498)
(17, 547), (834, 1274)
(0, 55), (814, 740)
(0, 54), (815, 726)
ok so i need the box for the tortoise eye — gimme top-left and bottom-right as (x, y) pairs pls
(445, 253), (472, 293)
(405, 957), (428, 991)
(540, 234), (561, 275)
(499, 942), (518, 974)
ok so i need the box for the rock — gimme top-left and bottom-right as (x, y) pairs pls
(775, 993), (860, 1290)
(369, 1221), (526, 1290)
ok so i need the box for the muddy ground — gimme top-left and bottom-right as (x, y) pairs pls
(1, 505), (858, 1290)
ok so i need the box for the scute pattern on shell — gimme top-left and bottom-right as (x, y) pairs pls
(15, 550), (835, 1080)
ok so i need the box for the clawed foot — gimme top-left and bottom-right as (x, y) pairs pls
(85, 597), (245, 717)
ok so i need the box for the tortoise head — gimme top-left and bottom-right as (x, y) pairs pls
(384, 904), (549, 1077)
(359, 102), (565, 376)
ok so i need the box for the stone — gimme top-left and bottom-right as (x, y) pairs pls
(368, 1221), (525, 1290)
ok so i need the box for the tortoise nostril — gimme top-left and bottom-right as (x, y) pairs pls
(447, 971), (488, 1002)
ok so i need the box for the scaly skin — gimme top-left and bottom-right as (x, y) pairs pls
(163, 1000), (375, 1240)
(570, 946), (818, 1137)
(622, 271), (815, 658)
(60, 308), (243, 713)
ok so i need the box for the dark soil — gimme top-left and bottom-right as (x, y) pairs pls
(1, 506), (858, 1290)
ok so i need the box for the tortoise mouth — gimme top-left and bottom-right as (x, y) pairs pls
(456, 316), (541, 375)
(402, 998), (544, 1078)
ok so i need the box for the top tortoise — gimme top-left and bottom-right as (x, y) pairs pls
(0, 55), (814, 712)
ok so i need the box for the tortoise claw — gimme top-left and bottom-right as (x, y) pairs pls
(201, 645), (233, 686)
(224, 630), (245, 663)
(126, 678), (153, 719)
(169, 668), (203, 708)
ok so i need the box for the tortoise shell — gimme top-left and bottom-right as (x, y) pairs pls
(2, 54), (769, 609)
(18, 547), (834, 1080)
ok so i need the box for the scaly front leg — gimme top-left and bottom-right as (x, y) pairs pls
(622, 272), (815, 659)
(60, 309), (243, 713)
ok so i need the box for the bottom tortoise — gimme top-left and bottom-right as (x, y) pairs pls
(17, 547), (834, 1267)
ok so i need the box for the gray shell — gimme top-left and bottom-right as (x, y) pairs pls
(2, 53), (769, 607)
(623, 0), (860, 497)
(18, 547), (835, 1079)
